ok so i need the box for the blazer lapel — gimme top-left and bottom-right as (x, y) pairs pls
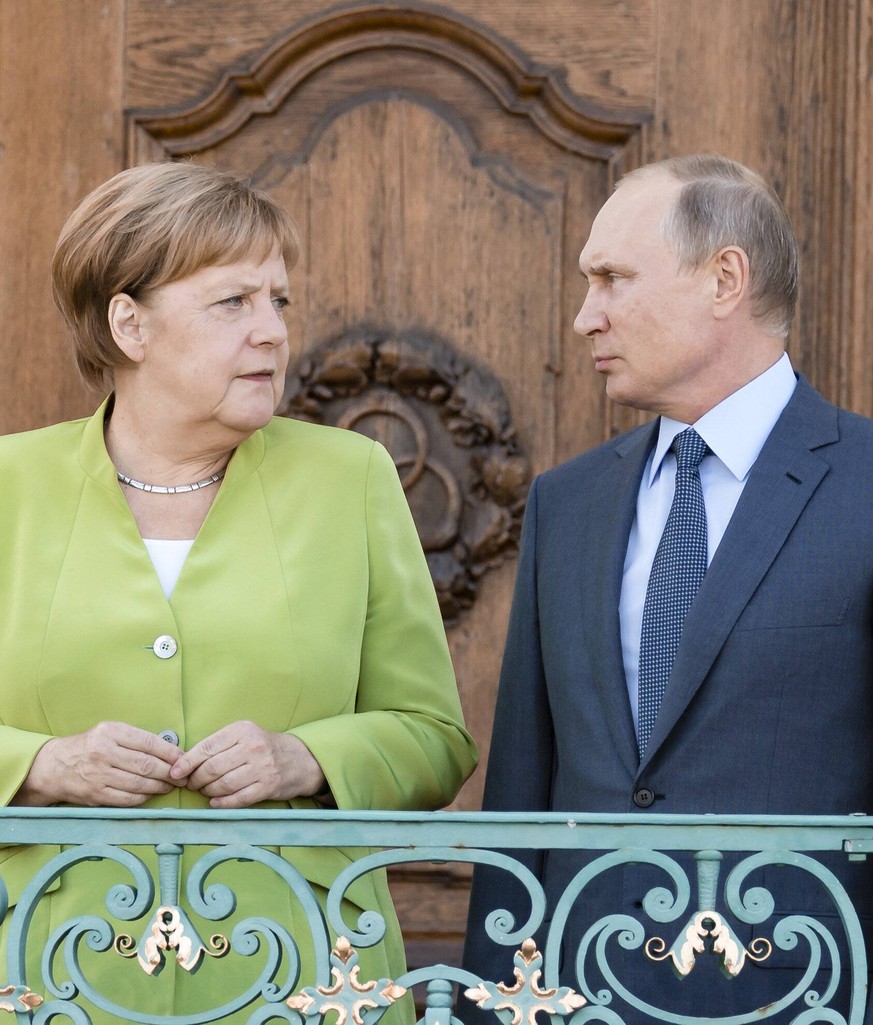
(640, 378), (839, 765)
(579, 422), (657, 777)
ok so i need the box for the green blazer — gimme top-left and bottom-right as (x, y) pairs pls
(0, 399), (477, 1019)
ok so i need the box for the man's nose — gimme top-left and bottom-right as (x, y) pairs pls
(574, 292), (607, 336)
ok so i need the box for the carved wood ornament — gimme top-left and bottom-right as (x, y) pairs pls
(126, 5), (645, 162)
(281, 330), (529, 623)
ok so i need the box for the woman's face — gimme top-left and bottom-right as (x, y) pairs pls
(129, 246), (291, 440)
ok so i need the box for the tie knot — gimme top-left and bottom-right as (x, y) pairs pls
(672, 428), (708, 471)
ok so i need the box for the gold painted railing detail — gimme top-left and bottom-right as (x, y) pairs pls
(465, 939), (587, 1025)
(115, 905), (230, 975)
(645, 910), (773, 978)
(286, 936), (406, 1025)
(0, 984), (43, 1013)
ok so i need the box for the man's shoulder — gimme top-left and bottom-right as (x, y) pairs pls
(833, 401), (873, 438)
(785, 375), (873, 449)
(536, 420), (655, 492)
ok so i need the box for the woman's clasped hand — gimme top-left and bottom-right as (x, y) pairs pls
(16, 719), (327, 809)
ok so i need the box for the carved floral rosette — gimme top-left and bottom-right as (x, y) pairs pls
(280, 330), (530, 623)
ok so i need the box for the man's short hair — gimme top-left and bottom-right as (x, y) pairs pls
(52, 161), (300, 391)
(622, 154), (799, 337)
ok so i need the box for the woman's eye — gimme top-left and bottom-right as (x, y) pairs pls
(272, 296), (289, 312)
(220, 295), (245, 308)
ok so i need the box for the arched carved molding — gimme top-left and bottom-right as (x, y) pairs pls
(280, 330), (530, 624)
(126, 2), (647, 169)
(250, 88), (564, 205)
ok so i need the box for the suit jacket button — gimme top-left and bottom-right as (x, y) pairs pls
(152, 635), (178, 659)
(633, 787), (655, 808)
(158, 729), (180, 746)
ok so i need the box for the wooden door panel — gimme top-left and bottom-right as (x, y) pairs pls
(124, 5), (645, 967)
(128, 7), (645, 806)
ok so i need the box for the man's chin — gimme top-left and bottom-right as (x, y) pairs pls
(604, 379), (646, 412)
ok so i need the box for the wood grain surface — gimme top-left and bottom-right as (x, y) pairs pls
(1, 0), (871, 974)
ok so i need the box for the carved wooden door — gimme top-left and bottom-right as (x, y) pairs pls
(8, 0), (868, 972)
(123, 5), (646, 963)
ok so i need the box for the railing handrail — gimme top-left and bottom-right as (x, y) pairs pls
(1, 808), (872, 851)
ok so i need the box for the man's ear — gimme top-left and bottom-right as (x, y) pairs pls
(712, 246), (749, 320)
(108, 294), (146, 363)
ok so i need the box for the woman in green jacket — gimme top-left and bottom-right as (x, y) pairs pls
(0, 162), (477, 1023)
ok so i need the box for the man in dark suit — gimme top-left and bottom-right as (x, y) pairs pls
(463, 155), (873, 1021)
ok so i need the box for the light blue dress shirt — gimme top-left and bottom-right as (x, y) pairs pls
(620, 352), (798, 727)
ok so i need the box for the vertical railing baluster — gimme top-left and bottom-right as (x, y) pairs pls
(694, 849), (722, 912)
(155, 843), (183, 907)
(424, 977), (454, 1025)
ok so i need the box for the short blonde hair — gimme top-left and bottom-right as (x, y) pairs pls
(52, 161), (300, 390)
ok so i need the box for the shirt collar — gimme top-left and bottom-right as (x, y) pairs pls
(647, 352), (797, 487)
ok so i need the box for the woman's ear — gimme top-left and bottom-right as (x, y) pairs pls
(712, 246), (750, 320)
(108, 294), (147, 363)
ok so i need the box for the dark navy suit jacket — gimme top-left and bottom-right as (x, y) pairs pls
(464, 376), (873, 1021)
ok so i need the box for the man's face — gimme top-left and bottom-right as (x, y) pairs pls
(574, 174), (718, 423)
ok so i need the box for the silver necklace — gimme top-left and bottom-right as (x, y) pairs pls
(116, 470), (225, 494)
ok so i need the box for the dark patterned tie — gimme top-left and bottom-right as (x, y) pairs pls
(637, 428), (709, 756)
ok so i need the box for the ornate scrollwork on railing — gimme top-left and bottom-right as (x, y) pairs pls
(0, 811), (871, 1023)
(280, 330), (530, 623)
(641, 848), (773, 979)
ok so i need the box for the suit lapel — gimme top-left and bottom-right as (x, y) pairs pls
(640, 378), (839, 765)
(578, 422), (657, 777)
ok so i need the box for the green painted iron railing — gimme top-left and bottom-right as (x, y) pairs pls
(0, 810), (870, 1023)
